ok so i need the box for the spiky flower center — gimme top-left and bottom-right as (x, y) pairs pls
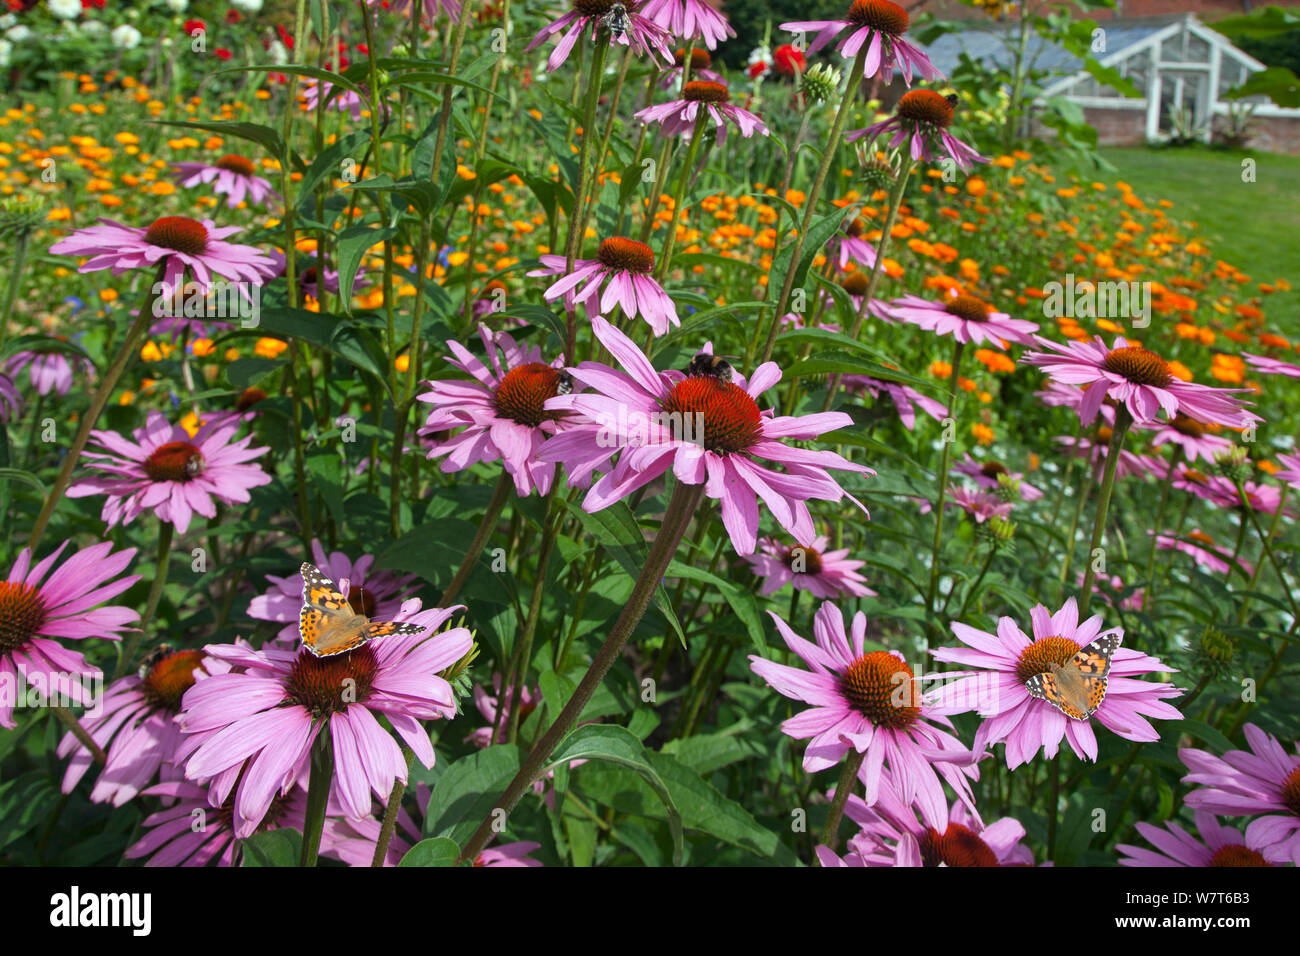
(141, 649), (207, 710)
(846, 217), (867, 238)
(236, 386), (267, 412)
(981, 461), (1009, 478)
(597, 237), (655, 274)
(144, 441), (205, 482)
(1282, 765), (1300, 818)
(847, 0), (909, 35)
(144, 216), (209, 256)
(285, 645), (378, 717)
(920, 823), (999, 866)
(300, 266), (319, 286)
(494, 363), (566, 429)
(0, 581), (48, 653)
(1209, 844), (1269, 867)
(840, 272), (870, 296)
(573, 0), (616, 16)
(215, 154), (257, 177)
(1170, 413), (1205, 438)
(896, 89), (954, 128)
(945, 294), (990, 322)
(661, 377), (763, 455)
(683, 81), (730, 104)
(839, 651), (920, 729)
(1102, 346), (1173, 388)
(674, 48), (711, 70)
(784, 546), (824, 575)
(1014, 636), (1079, 682)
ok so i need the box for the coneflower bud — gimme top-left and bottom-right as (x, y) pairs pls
(1194, 625), (1235, 679)
(1213, 446), (1251, 484)
(0, 194), (46, 238)
(979, 515), (1016, 548)
(799, 63), (841, 104)
(858, 156), (896, 193)
(994, 472), (1021, 504)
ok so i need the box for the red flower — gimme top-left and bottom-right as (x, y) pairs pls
(82, 0), (106, 9)
(748, 61), (768, 80)
(226, 9), (241, 23)
(276, 23), (294, 49)
(772, 44), (807, 77)
(183, 19), (206, 35)
(214, 48), (233, 61)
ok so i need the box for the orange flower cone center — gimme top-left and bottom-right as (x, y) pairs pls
(847, 0), (909, 35)
(494, 363), (565, 428)
(144, 216), (209, 256)
(1209, 844), (1269, 867)
(215, 154), (258, 177)
(840, 651), (920, 729)
(683, 81), (730, 104)
(144, 441), (205, 482)
(840, 272), (870, 296)
(0, 581), (48, 653)
(1015, 636), (1080, 682)
(597, 237), (655, 274)
(945, 294), (990, 322)
(896, 89), (954, 128)
(286, 645), (378, 717)
(141, 649), (207, 710)
(1102, 345), (1173, 388)
(662, 377), (763, 455)
(921, 823), (999, 866)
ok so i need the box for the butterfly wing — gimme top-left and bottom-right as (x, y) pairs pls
(365, 621), (427, 639)
(299, 563), (369, 657)
(1072, 633), (1121, 679)
(1027, 670), (1091, 720)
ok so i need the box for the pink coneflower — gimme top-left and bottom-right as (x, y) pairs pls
(1053, 432), (1158, 481)
(743, 535), (875, 599)
(1118, 810), (1276, 867)
(49, 216), (277, 291)
(846, 90), (984, 172)
(416, 326), (571, 497)
(843, 373), (947, 430)
(1271, 452), (1300, 492)
(1172, 467), (1289, 515)
(529, 237), (679, 336)
(321, 795), (424, 866)
(1035, 380), (1117, 426)
(642, 0), (735, 50)
(1153, 529), (1253, 578)
(818, 781), (1034, 867)
(67, 411), (272, 533)
(953, 454), (1044, 501)
(0, 541), (141, 729)
(659, 47), (726, 87)
(1023, 336), (1257, 428)
(1139, 414), (1236, 464)
(170, 155), (280, 209)
(300, 76), (366, 121)
(464, 672), (541, 748)
(932, 598), (1182, 769)
(887, 293), (1037, 348)
(5, 347), (93, 397)
(634, 80), (769, 142)
(125, 779), (306, 867)
(946, 485), (1014, 523)
(527, 0), (673, 74)
(179, 605), (472, 834)
(366, 0), (461, 22)
(1079, 572), (1146, 613)
(782, 0), (940, 84)
(475, 841), (545, 866)
(1180, 724), (1300, 865)
(1243, 352), (1300, 378)
(542, 318), (872, 555)
(828, 217), (879, 271)
(247, 542), (421, 643)
(0, 372), (22, 424)
(832, 272), (894, 323)
(57, 647), (224, 806)
(748, 601), (978, 830)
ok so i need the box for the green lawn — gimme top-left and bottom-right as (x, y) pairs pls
(1093, 145), (1300, 333)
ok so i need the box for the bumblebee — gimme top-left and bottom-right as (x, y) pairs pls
(686, 352), (734, 384)
(137, 643), (173, 678)
(556, 371), (574, 395)
(945, 93), (960, 107)
(602, 3), (629, 39)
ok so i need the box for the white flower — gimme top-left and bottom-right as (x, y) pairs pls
(165, 0), (189, 10)
(6, 25), (31, 43)
(0, 14), (16, 30)
(268, 39), (288, 65)
(230, 0), (264, 11)
(47, 0), (82, 20)
(81, 20), (107, 36)
(0, 38), (10, 68)
(110, 24), (142, 50)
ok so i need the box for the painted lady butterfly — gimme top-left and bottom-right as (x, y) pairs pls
(1024, 633), (1121, 720)
(298, 563), (424, 657)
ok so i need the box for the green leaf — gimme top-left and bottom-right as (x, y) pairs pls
(0, 467), (48, 502)
(0, 772), (56, 850)
(398, 837), (461, 867)
(240, 827), (303, 867)
(542, 725), (684, 866)
(1212, 6), (1300, 40)
(149, 120), (285, 161)
(768, 205), (853, 301)
(563, 498), (687, 647)
(295, 129), (371, 205)
(424, 744), (521, 847)
(1224, 66), (1300, 108)
(666, 560), (767, 650)
(335, 224), (397, 309)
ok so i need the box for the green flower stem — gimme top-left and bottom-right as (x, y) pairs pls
(924, 340), (965, 638)
(1046, 750), (1062, 859)
(563, 34), (609, 362)
(655, 114), (708, 283)
(820, 158), (914, 412)
(1143, 448), (1182, 603)
(52, 706), (106, 765)
(758, 44), (868, 366)
(456, 480), (706, 865)
(113, 521), (173, 681)
(1078, 408), (1132, 617)
(299, 730), (334, 867)
(1057, 427), (1101, 590)
(27, 269), (163, 552)
(0, 226), (31, 353)
(439, 472), (513, 609)
(507, 490), (563, 743)
(1236, 486), (1291, 627)
(818, 749), (866, 858)
(1236, 486), (1300, 620)
(371, 742), (414, 866)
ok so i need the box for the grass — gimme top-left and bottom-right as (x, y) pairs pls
(1093, 145), (1300, 332)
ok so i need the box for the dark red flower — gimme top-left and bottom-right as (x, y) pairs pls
(772, 44), (807, 77)
(183, 19), (206, 35)
(214, 48), (233, 61)
(226, 9), (241, 23)
(748, 61), (768, 80)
